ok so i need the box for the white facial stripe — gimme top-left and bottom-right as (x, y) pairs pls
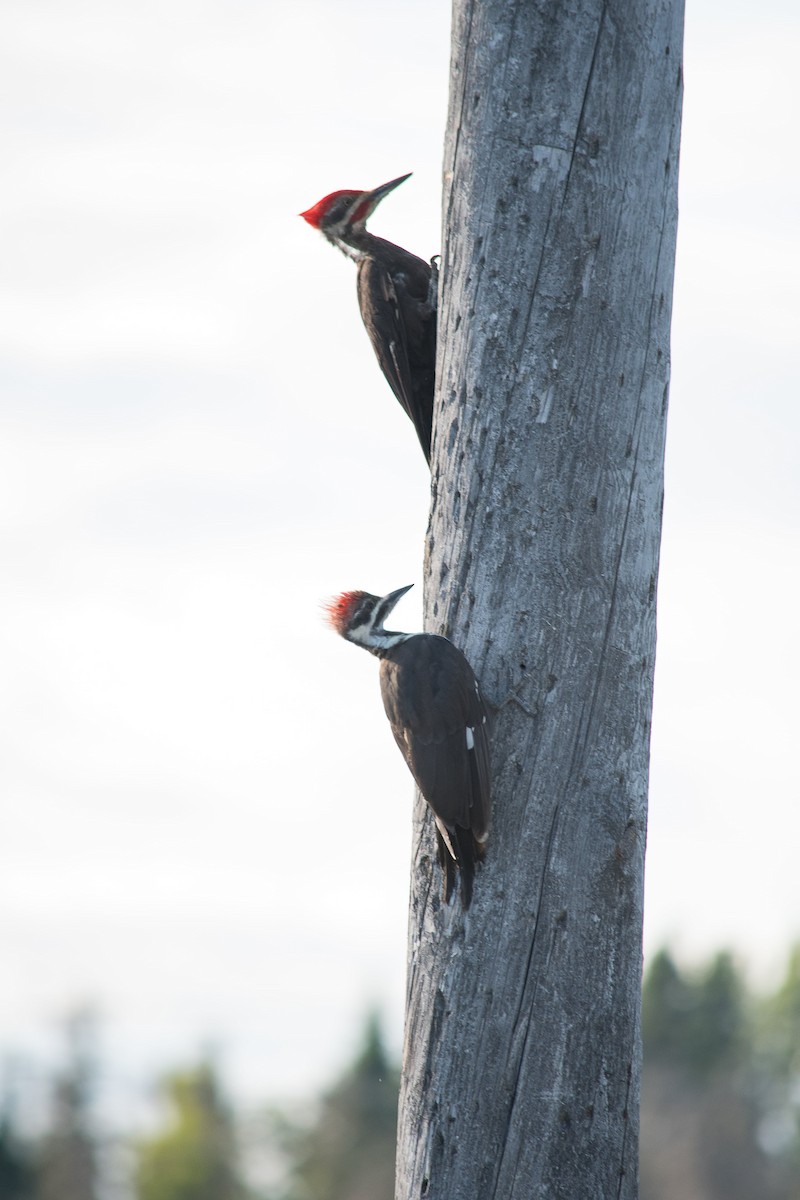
(346, 621), (410, 652)
(347, 621), (377, 648)
(466, 726), (475, 750)
(331, 234), (362, 262)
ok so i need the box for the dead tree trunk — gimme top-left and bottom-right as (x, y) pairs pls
(396, 1), (683, 1198)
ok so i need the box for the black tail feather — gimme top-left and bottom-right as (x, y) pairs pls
(454, 825), (477, 910)
(434, 825), (482, 910)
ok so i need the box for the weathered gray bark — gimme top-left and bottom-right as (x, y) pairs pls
(396, 2), (683, 1198)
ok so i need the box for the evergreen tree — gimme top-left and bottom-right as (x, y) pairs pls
(33, 1012), (98, 1200)
(642, 949), (744, 1075)
(0, 1112), (33, 1200)
(641, 949), (777, 1200)
(280, 1014), (398, 1200)
(697, 951), (745, 1072)
(642, 949), (689, 1059)
(752, 945), (800, 1187)
(133, 1063), (248, 1200)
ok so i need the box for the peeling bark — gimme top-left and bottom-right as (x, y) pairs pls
(396, 1), (683, 1197)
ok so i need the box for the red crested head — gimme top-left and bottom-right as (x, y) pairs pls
(299, 189), (362, 230)
(325, 590), (370, 635)
(300, 174), (411, 233)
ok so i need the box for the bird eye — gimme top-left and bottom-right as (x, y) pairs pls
(350, 601), (372, 628)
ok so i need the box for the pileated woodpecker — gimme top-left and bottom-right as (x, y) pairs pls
(300, 174), (436, 465)
(327, 584), (491, 908)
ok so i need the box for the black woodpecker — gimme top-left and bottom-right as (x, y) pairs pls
(327, 584), (491, 908)
(301, 174), (436, 465)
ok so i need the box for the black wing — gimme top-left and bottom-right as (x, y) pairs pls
(379, 635), (491, 842)
(356, 255), (434, 463)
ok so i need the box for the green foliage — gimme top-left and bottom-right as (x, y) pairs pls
(642, 948), (745, 1076)
(9, 960), (800, 1200)
(133, 1063), (248, 1200)
(751, 945), (800, 1185)
(0, 1115), (34, 1200)
(278, 1013), (399, 1200)
(640, 948), (795, 1200)
(760, 945), (800, 1079)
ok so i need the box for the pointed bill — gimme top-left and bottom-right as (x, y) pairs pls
(374, 583), (414, 630)
(349, 173), (412, 224)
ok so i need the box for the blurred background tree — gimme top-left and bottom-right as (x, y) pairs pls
(32, 1011), (98, 1200)
(640, 948), (781, 1200)
(642, 948), (745, 1074)
(3, 981), (800, 1200)
(0, 1107), (33, 1200)
(276, 1013), (398, 1200)
(133, 1062), (248, 1200)
(752, 947), (800, 1198)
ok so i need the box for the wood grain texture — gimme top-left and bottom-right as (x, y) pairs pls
(396, 0), (684, 1197)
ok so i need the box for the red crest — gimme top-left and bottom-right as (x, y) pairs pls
(299, 190), (361, 229)
(324, 590), (368, 634)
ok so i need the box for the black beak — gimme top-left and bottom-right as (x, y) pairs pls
(376, 583), (414, 627)
(360, 173), (412, 218)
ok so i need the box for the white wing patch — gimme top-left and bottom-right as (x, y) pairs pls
(389, 340), (404, 381)
(466, 726), (475, 751)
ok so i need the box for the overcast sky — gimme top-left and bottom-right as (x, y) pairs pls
(1, 0), (798, 1116)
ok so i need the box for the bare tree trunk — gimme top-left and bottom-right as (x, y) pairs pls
(396, 1), (684, 1197)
